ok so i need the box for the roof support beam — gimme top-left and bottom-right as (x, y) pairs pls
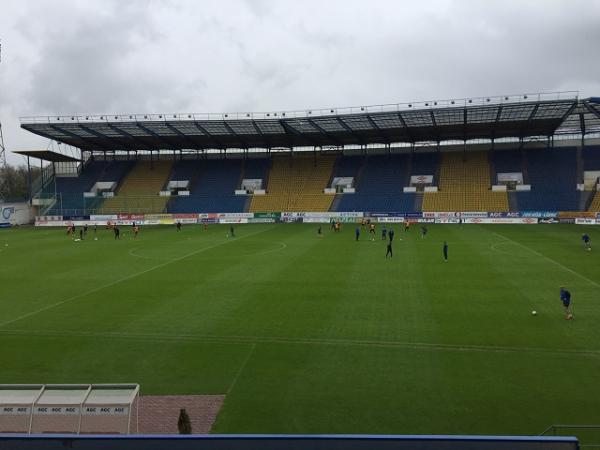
(549, 100), (579, 135)
(396, 112), (414, 143)
(50, 125), (114, 151)
(221, 121), (249, 149)
(429, 110), (440, 142)
(164, 122), (206, 149)
(192, 122), (225, 150)
(108, 124), (158, 150)
(78, 124), (136, 151)
(584, 101), (600, 120)
(305, 119), (343, 147)
(250, 121), (271, 149)
(334, 117), (366, 146)
(280, 121), (318, 147)
(135, 123), (178, 150)
(364, 115), (391, 144)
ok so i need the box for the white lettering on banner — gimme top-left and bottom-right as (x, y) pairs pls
(217, 213), (253, 219)
(83, 406), (129, 416)
(0, 406), (31, 415)
(435, 218), (460, 224)
(464, 218), (538, 224)
(90, 215), (117, 221)
(376, 217), (405, 223)
(459, 212), (489, 218)
(219, 218), (249, 224)
(423, 212), (458, 218)
(34, 406), (80, 415)
(575, 218), (598, 225)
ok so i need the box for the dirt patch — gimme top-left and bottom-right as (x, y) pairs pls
(138, 395), (225, 434)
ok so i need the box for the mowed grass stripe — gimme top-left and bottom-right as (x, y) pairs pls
(1, 224), (600, 435)
(0, 225), (274, 328)
(1, 328), (600, 357)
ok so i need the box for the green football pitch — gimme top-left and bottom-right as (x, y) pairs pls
(1, 223), (599, 435)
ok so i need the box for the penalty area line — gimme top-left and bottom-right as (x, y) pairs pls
(0, 226), (272, 329)
(488, 230), (600, 289)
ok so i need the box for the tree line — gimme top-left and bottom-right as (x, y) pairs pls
(0, 164), (40, 201)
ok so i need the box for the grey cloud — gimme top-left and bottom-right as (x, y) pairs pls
(1, 0), (600, 164)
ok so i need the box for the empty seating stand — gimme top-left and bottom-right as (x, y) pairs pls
(516, 148), (579, 211)
(422, 151), (508, 212)
(249, 155), (336, 212)
(46, 160), (134, 215)
(100, 161), (173, 214)
(335, 154), (414, 212)
(168, 159), (246, 213)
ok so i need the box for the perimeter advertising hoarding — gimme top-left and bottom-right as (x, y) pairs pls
(254, 212), (281, 219)
(465, 217), (538, 224)
(575, 218), (599, 225)
(522, 211), (558, 218)
(173, 214), (198, 224)
(375, 217), (405, 223)
(218, 213), (254, 219)
(488, 212), (522, 218)
(90, 215), (118, 222)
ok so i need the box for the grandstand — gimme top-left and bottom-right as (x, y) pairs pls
(19, 92), (600, 216)
(249, 155), (336, 212)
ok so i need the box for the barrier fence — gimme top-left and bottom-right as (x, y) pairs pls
(32, 211), (600, 227)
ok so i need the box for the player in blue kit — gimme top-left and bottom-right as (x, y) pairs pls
(560, 286), (573, 320)
(582, 233), (591, 251)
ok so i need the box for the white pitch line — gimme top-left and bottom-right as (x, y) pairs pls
(127, 247), (166, 261)
(0, 226), (272, 328)
(489, 230), (600, 289)
(227, 343), (256, 395)
(1, 328), (599, 358)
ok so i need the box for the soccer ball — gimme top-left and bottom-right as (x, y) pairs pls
(531, 310), (537, 315)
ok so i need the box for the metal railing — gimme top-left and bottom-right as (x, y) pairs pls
(20, 91), (579, 124)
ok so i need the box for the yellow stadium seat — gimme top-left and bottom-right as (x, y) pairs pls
(422, 151), (508, 212)
(100, 160), (173, 214)
(249, 155), (336, 212)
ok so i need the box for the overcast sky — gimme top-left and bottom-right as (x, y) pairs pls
(1, 0), (599, 164)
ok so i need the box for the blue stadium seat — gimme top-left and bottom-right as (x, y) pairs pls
(47, 160), (134, 215)
(335, 154), (415, 213)
(168, 159), (246, 213)
(517, 148), (578, 211)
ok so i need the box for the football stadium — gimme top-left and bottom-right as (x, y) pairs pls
(1, 1), (600, 448)
(1, 91), (600, 449)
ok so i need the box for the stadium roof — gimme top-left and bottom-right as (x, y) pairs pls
(12, 149), (80, 162)
(19, 92), (600, 152)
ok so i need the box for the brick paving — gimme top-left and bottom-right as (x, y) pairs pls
(138, 395), (225, 434)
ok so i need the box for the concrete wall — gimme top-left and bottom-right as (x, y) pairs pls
(0, 202), (35, 226)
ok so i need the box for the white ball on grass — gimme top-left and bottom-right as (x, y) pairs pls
(531, 310), (537, 315)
